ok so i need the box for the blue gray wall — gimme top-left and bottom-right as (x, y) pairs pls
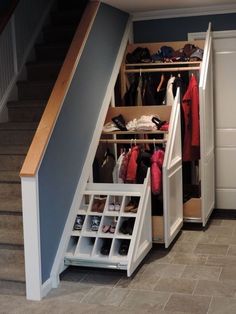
(38, 3), (129, 283)
(134, 13), (236, 42)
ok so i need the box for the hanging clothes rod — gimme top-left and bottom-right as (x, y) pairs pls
(99, 139), (167, 144)
(125, 66), (200, 73)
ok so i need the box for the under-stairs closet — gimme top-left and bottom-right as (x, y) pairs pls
(64, 24), (213, 275)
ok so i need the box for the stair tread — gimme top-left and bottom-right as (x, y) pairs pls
(7, 100), (46, 108)
(0, 171), (21, 183)
(0, 247), (25, 282)
(0, 198), (22, 213)
(0, 228), (23, 246)
(0, 146), (28, 154)
(0, 122), (38, 130)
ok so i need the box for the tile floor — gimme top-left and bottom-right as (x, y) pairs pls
(2, 218), (236, 313)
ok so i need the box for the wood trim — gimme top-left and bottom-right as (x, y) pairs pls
(0, 0), (19, 34)
(20, 1), (100, 177)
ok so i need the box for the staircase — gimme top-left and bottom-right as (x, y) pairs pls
(0, 0), (87, 293)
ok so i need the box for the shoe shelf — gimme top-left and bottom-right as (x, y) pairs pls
(64, 170), (152, 276)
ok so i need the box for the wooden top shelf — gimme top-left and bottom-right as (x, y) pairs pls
(102, 130), (168, 135)
(125, 61), (201, 67)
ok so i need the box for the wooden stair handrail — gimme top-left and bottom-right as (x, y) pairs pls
(20, 1), (100, 177)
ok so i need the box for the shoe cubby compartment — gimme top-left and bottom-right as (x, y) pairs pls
(72, 214), (86, 233)
(75, 236), (95, 257)
(117, 217), (135, 237)
(65, 170), (152, 276)
(111, 238), (131, 259)
(105, 195), (123, 213)
(100, 215), (118, 236)
(90, 195), (107, 213)
(93, 237), (113, 258)
(82, 215), (102, 235)
(123, 196), (140, 214)
(78, 194), (92, 214)
(66, 236), (79, 257)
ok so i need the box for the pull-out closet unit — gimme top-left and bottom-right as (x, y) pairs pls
(64, 25), (214, 274)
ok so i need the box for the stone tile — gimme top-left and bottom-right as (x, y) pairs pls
(178, 231), (202, 244)
(145, 249), (175, 264)
(46, 281), (92, 301)
(206, 255), (236, 266)
(220, 266), (236, 282)
(194, 279), (236, 297)
(215, 235), (236, 245)
(208, 296), (236, 314)
(154, 278), (196, 294)
(227, 245), (236, 256)
(143, 263), (185, 279)
(198, 234), (217, 244)
(204, 226), (234, 236)
(194, 243), (228, 255)
(127, 271), (160, 290)
(221, 220), (236, 227)
(164, 294), (211, 314)
(172, 241), (196, 253)
(80, 271), (122, 287)
(181, 265), (221, 281)
(120, 290), (170, 311)
(208, 219), (222, 226)
(171, 252), (208, 265)
(81, 287), (128, 306)
(60, 266), (88, 282)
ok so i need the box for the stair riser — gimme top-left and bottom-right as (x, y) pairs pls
(35, 45), (68, 61)
(8, 107), (45, 122)
(0, 214), (22, 229)
(43, 28), (75, 44)
(0, 183), (21, 198)
(57, 0), (87, 10)
(0, 130), (34, 145)
(0, 248), (25, 282)
(0, 155), (25, 171)
(51, 11), (82, 26)
(27, 64), (61, 81)
(17, 82), (54, 100)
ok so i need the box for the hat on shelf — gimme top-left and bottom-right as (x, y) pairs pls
(190, 48), (204, 60)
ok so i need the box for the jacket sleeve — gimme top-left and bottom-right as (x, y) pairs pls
(191, 79), (200, 147)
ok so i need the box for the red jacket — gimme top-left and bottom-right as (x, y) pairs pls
(126, 145), (139, 183)
(182, 75), (200, 161)
(151, 149), (165, 195)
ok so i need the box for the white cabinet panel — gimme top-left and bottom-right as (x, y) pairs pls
(216, 129), (236, 147)
(214, 52), (236, 128)
(216, 189), (236, 210)
(216, 148), (236, 188)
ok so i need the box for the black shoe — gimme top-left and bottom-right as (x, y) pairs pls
(100, 239), (112, 255)
(119, 240), (130, 256)
(112, 114), (127, 131)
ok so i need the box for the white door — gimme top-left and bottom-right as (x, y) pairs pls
(213, 34), (236, 209)
(189, 30), (236, 210)
(163, 89), (183, 248)
(199, 27), (215, 225)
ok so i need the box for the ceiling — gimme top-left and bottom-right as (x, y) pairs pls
(101, 0), (236, 13)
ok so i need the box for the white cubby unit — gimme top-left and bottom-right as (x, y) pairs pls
(64, 169), (152, 277)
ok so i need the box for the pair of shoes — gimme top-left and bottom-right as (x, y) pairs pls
(100, 239), (112, 255)
(90, 216), (101, 231)
(152, 116), (166, 130)
(73, 215), (85, 230)
(119, 240), (130, 256)
(102, 221), (117, 234)
(119, 218), (135, 235)
(108, 202), (120, 211)
(91, 198), (106, 213)
(124, 200), (139, 213)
